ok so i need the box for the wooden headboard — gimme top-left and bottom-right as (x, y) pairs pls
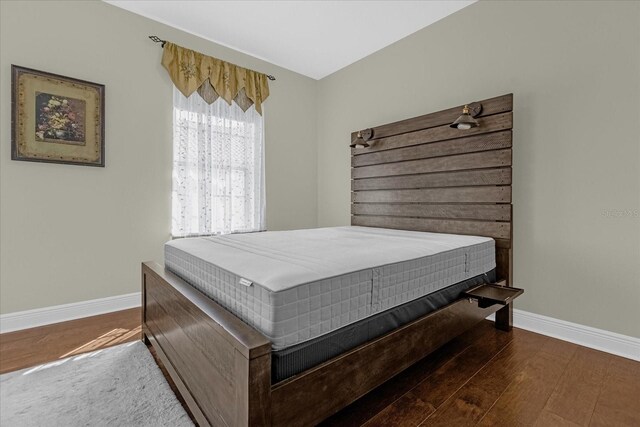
(351, 94), (513, 284)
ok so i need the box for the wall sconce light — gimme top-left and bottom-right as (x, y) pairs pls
(350, 128), (374, 148)
(450, 103), (482, 130)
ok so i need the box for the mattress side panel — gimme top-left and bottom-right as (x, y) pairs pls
(269, 270), (373, 350)
(165, 244), (276, 340)
(374, 240), (495, 312)
(165, 244), (374, 350)
(271, 269), (496, 382)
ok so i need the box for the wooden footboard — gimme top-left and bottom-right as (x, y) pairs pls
(142, 262), (271, 426)
(142, 261), (521, 427)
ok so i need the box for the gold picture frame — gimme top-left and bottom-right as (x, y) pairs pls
(11, 65), (105, 167)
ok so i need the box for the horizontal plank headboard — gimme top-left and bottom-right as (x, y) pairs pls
(351, 93), (513, 284)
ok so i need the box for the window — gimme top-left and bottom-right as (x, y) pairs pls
(171, 87), (265, 237)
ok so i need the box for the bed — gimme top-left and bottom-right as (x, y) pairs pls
(142, 93), (520, 426)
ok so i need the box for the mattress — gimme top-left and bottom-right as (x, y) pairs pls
(272, 269), (495, 382)
(164, 226), (495, 350)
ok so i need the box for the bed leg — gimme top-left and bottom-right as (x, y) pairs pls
(236, 351), (272, 426)
(142, 331), (151, 345)
(495, 303), (513, 331)
(141, 268), (151, 345)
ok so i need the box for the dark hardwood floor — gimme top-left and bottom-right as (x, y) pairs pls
(1, 309), (638, 426)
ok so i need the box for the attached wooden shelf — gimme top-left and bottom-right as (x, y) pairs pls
(464, 284), (523, 309)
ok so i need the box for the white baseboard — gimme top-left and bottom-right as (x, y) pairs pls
(2, 293), (638, 362)
(0, 293), (141, 334)
(487, 309), (640, 361)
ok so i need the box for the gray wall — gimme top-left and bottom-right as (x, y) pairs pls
(316, 0), (640, 337)
(0, 0), (318, 314)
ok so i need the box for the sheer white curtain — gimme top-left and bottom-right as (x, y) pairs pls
(172, 87), (265, 237)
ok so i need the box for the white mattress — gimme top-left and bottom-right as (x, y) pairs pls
(164, 226), (495, 350)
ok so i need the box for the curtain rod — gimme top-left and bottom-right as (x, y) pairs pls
(149, 36), (276, 81)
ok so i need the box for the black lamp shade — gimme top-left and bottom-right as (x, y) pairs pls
(349, 130), (370, 148)
(450, 105), (480, 129)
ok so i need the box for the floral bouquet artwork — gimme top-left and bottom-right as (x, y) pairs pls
(35, 93), (86, 145)
(12, 65), (104, 167)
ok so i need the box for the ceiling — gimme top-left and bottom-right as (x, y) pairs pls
(106, 1), (475, 80)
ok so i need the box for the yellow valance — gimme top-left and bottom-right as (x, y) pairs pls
(161, 42), (270, 115)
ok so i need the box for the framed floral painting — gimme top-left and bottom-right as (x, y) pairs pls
(11, 65), (105, 167)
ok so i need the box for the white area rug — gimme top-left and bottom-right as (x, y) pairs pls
(0, 341), (193, 426)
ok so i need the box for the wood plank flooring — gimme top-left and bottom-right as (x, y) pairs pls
(321, 323), (640, 427)
(1, 309), (638, 426)
(0, 308), (140, 374)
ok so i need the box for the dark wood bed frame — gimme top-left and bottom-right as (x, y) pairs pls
(142, 93), (518, 426)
